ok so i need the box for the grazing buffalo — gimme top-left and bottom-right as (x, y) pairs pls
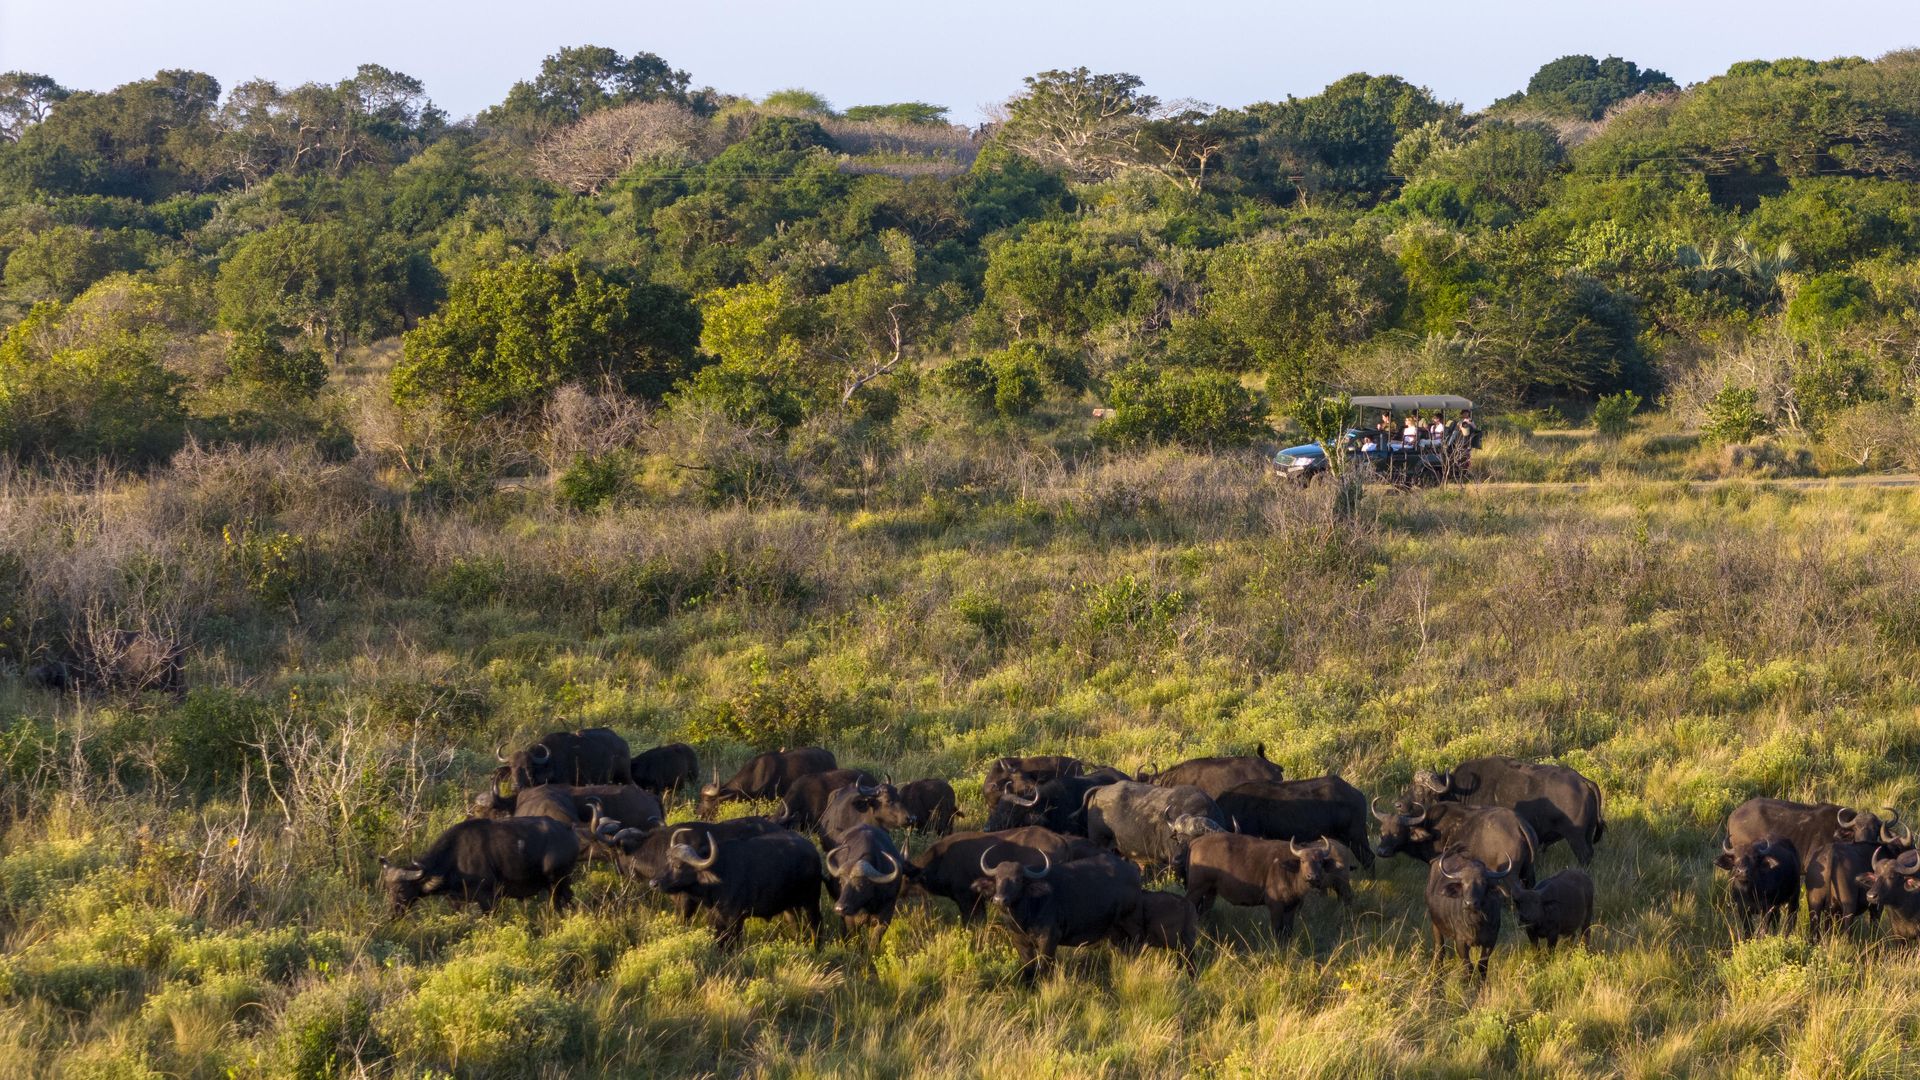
(819, 782), (916, 844)
(1084, 782), (1227, 872)
(1426, 852), (1510, 977)
(1140, 745), (1285, 799)
(379, 817), (580, 916)
(1415, 757), (1606, 864)
(1805, 841), (1881, 941)
(499, 728), (633, 790)
(1505, 868), (1594, 949)
(600, 817), (783, 905)
(824, 824), (911, 933)
(1726, 798), (1907, 868)
(1184, 833), (1350, 943)
(896, 778), (960, 834)
(698, 748), (839, 816)
(1216, 776), (1375, 869)
(777, 769), (881, 833)
(472, 784), (662, 834)
(1372, 799), (1538, 886)
(649, 826), (824, 949)
(1860, 849), (1920, 940)
(1715, 835), (1800, 938)
(974, 851), (1174, 981)
(912, 827), (1103, 922)
(630, 743), (700, 795)
(984, 756), (1086, 810)
(986, 773), (1123, 835)
(1121, 890), (1201, 973)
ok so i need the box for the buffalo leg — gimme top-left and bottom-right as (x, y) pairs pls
(1186, 883), (1216, 917)
(550, 875), (574, 912)
(711, 913), (746, 950)
(1269, 904), (1297, 944)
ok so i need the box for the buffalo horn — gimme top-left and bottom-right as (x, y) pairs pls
(1485, 857), (1512, 881)
(859, 854), (902, 884)
(530, 743), (551, 764)
(1288, 837), (1305, 857)
(824, 845), (848, 876)
(1838, 807), (1858, 827)
(1023, 851), (1051, 880)
(1370, 797), (1394, 823)
(1899, 849), (1920, 875)
(980, 844), (1006, 876)
(1006, 787), (1041, 808)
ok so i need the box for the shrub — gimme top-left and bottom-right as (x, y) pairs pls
(1702, 385), (1768, 444)
(0, 301), (187, 466)
(1592, 390), (1641, 438)
(157, 688), (270, 792)
(689, 668), (846, 750)
(1097, 365), (1268, 448)
(555, 450), (633, 512)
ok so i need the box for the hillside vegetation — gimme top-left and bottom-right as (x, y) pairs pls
(4, 42), (1920, 1079)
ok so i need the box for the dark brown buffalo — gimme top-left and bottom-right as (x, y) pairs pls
(912, 827), (1103, 922)
(1415, 756), (1606, 864)
(498, 727), (633, 790)
(471, 784), (662, 834)
(896, 778), (960, 834)
(1805, 841), (1882, 941)
(974, 850), (1173, 981)
(1120, 890), (1201, 973)
(776, 768), (881, 833)
(630, 743), (700, 795)
(1860, 848), (1920, 939)
(986, 773), (1123, 835)
(1184, 833), (1349, 943)
(984, 756), (1085, 810)
(1715, 834), (1800, 938)
(1216, 776), (1374, 869)
(379, 817), (580, 916)
(649, 826), (824, 949)
(1426, 852), (1510, 977)
(1372, 799), (1538, 886)
(1141, 745), (1284, 798)
(1504, 868), (1594, 949)
(599, 816), (783, 910)
(698, 747), (839, 815)
(818, 782), (916, 844)
(1725, 798), (1906, 869)
(824, 824), (911, 933)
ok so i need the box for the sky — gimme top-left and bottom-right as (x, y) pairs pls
(2, 0), (1917, 123)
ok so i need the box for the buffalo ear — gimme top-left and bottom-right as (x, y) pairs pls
(1906, 878), (1920, 893)
(970, 877), (994, 895)
(1442, 882), (1463, 898)
(1026, 882), (1053, 900)
(1855, 873), (1876, 888)
(420, 876), (445, 892)
(1713, 853), (1735, 871)
(1761, 856), (1781, 871)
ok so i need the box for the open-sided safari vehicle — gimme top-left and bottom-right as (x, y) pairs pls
(1273, 394), (1480, 487)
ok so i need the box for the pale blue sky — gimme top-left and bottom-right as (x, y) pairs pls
(3, 0), (1916, 123)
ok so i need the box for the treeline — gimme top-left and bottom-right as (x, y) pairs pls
(1, 46), (1919, 469)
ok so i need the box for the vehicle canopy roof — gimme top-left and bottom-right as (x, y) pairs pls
(1348, 394), (1474, 412)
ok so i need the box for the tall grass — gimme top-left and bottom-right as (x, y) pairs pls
(4, 419), (1920, 1076)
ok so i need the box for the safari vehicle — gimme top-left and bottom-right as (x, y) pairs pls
(1273, 395), (1479, 487)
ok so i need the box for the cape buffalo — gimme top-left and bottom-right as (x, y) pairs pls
(824, 824), (910, 933)
(379, 817), (580, 916)
(983, 756), (1085, 810)
(1415, 756), (1605, 864)
(1715, 834), (1800, 938)
(777, 768), (881, 833)
(896, 778), (960, 834)
(499, 728), (633, 790)
(1426, 852), (1510, 978)
(1084, 781), (1227, 873)
(630, 743), (700, 795)
(1860, 848), (1920, 939)
(912, 827), (1104, 922)
(1725, 798), (1906, 868)
(1217, 776), (1374, 869)
(699, 748), (839, 815)
(1184, 833), (1350, 943)
(975, 850), (1169, 981)
(649, 826), (824, 949)
(1140, 745), (1284, 798)
(1120, 890), (1200, 973)
(471, 784), (662, 834)
(1804, 841), (1880, 941)
(818, 782), (916, 844)
(1504, 868), (1594, 949)
(599, 816), (783, 904)
(1373, 799), (1538, 886)
(986, 773), (1122, 835)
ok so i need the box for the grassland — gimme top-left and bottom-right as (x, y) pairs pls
(4, 406), (1920, 1078)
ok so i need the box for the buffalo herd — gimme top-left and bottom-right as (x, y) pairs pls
(373, 731), (1917, 982)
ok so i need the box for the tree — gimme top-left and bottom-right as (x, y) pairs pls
(981, 220), (1157, 341)
(0, 293), (187, 465)
(843, 103), (948, 125)
(531, 99), (710, 194)
(1097, 364), (1267, 447)
(481, 46), (692, 140)
(2, 69), (222, 199)
(996, 68), (1157, 182)
(1230, 73), (1455, 204)
(216, 221), (406, 360)
(1195, 229), (1405, 372)
(1501, 55), (1677, 120)
(392, 256), (700, 418)
(217, 65), (440, 185)
(0, 72), (69, 143)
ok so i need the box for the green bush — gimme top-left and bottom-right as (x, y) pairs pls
(157, 689), (271, 793)
(1592, 390), (1642, 438)
(1702, 385), (1769, 444)
(0, 301), (187, 466)
(689, 668), (846, 750)
(1097, 365), (1268, 448)
(555, 450), (633, 512)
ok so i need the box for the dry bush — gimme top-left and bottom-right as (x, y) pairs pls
(532, 100), (714, 194)
(537, 383), (653, 473)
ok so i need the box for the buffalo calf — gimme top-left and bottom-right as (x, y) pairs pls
(1715, 835), (1800, 938)
(1505, 868), (1594, 949)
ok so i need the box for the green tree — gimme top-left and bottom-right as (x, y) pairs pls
(1195, 228), (1405, 371)
(1097, 365), (1267, 447)
(216, 221), (405, 360)
(392, 256), (700, 418)
(1, 69), (222, 200)
(1499, 55), (1676, 119)
(842, 103), (949, 125)
(0, 72), (69, 143)
(0, 297), (186, 464)
(481, 46), (692, 140)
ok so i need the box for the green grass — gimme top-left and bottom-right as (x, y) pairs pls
(6, 434), (1920, 1077)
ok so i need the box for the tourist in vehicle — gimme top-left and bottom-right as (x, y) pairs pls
(1359, 434), (1379, 453)
(1430, 413), (1448, 442)
(1401, 416), (1420, 447)
(1454, 409), (1478, 447)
